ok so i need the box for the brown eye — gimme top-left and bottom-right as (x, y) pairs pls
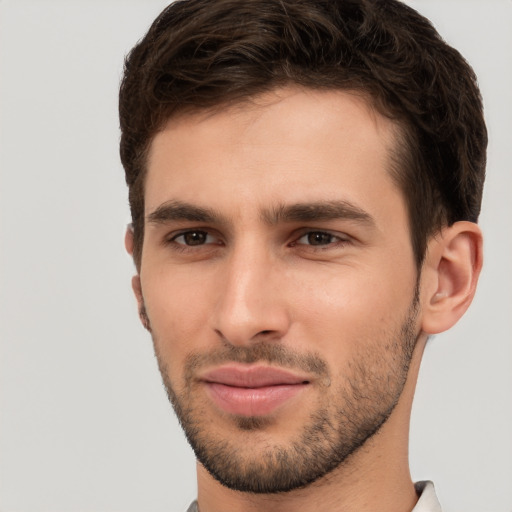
(298, 231), (338, 246)
(173, 230), (212, 246)
(307, 232), (334, 245)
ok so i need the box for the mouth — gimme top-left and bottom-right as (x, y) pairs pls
(200, 365), (311, 417)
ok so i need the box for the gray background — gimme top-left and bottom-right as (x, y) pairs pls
(0, 1), (511, 511)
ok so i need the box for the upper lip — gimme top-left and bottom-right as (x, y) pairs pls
(200, 365), (310, 388)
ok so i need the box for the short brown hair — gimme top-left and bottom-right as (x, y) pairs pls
(119, 0), (487, 268)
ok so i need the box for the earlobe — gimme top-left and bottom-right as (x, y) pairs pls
(132, 274), (151, 332)
(421, 221), (483, 335)
(131, 274), (143, 307)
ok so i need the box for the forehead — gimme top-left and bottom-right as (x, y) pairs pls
(145, 87), (403, 222)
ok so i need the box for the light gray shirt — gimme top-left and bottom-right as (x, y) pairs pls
(186, 480), (441, 511)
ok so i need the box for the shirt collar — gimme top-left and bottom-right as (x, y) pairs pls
(413, 481), (442, 512)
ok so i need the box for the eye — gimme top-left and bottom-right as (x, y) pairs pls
(171, 230), (218, 246)
(296, 231), (344, 246)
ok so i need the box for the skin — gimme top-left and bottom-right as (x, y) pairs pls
(126, 87), (482, 512)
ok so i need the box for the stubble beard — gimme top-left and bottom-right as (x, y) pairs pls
(144, 293), (420, 494)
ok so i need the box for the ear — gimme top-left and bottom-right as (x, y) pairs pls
(420, 221), (483, 335)
(125, 223), (135, 256)
(125, 225), (151, 331)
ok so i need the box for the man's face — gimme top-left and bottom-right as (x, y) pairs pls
(136, 88), (422, 492)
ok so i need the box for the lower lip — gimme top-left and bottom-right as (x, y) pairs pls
(205, 382), (308, 416)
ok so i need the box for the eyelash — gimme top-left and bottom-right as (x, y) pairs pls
(292, 231), (349, 249)
(167, 230), (223, 252)
(166, 229), (349, 252)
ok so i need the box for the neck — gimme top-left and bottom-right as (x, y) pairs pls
(196, 338), (427, 512)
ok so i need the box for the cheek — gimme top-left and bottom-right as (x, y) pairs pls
(140, 269), (216, 368)
(289, 263), (415, 354)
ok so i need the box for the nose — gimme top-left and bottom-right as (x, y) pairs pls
(211, 242), (291, 346)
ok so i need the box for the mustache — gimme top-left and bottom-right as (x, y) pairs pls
(142, 299), (330, 382)
(183, 341), (330, 381)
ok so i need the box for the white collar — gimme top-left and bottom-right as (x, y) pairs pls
(413, 481), (442, 512)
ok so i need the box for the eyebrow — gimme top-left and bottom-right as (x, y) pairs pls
(147, 199), (375, 227)
(262, 200), (375, 226)
(147, 200), (220, 225)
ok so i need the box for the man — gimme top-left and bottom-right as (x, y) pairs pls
(119, 0), (486, 510)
